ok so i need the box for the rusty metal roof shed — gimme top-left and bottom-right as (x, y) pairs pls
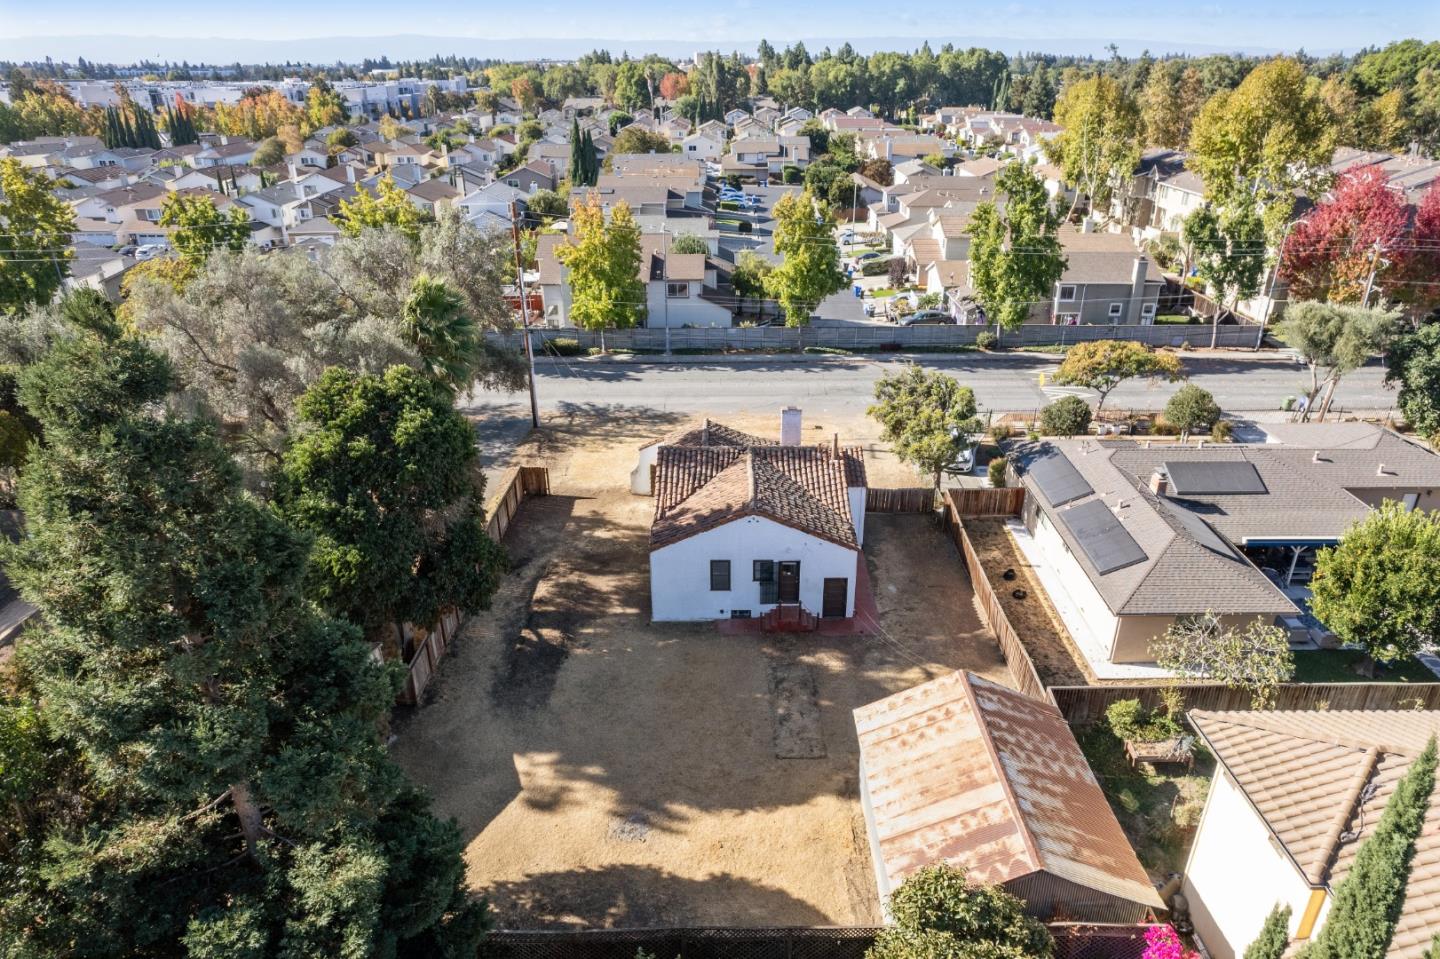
(854, 670), (1161, 920)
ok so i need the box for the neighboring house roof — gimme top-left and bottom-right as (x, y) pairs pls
(407, 178), (459, 202)
(640, 418), (770, 451)
(1059, 230), (1148, 284)
(856, 670), (1162, 913)
(1013, 440), (1298, 617)
(651, 446), (860, 550)
(1190, 709), (1440, 959)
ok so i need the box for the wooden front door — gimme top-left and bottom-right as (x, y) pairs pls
(822, 578), (848, 618)
(777, 561), (800, 603)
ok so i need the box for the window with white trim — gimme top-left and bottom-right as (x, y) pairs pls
(1141, 303), (1157, 317)
(1058, 284), (1077, 301)
(1108, 302), (1124, 318)
(666, 281), (690, 298)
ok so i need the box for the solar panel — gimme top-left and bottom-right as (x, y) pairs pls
(1164, 460), (1267, 495)
(1161, 500), (1236, 559)
(1058, 499), (1148, 575)
(1025, 448), (1094, 506)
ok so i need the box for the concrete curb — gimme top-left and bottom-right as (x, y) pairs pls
(529, 347), (1304, 367)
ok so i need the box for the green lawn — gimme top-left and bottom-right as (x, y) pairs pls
(1076, 722), (1213, 879)
(1291, 649), (1436, 683)
(1153, 314), (1196, 325)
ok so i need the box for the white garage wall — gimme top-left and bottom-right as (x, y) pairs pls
(649, 515), (857, 621)
(1183, 770), (1315, 959)
(1030, 508), (1121, 657)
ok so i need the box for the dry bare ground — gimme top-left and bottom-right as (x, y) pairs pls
(391, 407), (1015, 929)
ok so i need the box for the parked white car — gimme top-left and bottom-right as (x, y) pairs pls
(134, 243), (169, 261)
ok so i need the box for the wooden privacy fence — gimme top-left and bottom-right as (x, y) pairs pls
(866, 486), (936, 512)
(942, 501), (1051, 704)
(1052, 681), (1440, 725)
(486, 924), (1151, 959)
(485, 465), (550, 541)
(948, 485), (1025, 518)
(399, 465), (550, 706)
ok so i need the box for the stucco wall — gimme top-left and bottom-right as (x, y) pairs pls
(1030, 508), (1121, 654)
(1112, 613), (1273, 663)
(1345, 487), (1439, 512)
(645, 281), (731, 328)
(649, 515), (857, 621)
(1183, 769), (1316, 959)
(849, 487), (867, 546)
(632, 444), (659, 495)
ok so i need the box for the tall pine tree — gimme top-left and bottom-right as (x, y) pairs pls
(1243, 905), (1291, 959)
(0, 324), (486, 958)
(1302, 737), (1437, 959)
(568, 117), (585, 184)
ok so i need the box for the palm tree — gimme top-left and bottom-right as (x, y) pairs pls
(401, 274), (479, 394)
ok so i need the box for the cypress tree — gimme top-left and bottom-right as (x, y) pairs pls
(583, 128), (598, 185)
(1304, 737), (1437, 959)
(0, 326), (486, 957)
(568, 117), (584, 184)
(1424, 933), (1440, 959)
(1243, 905), (1291, 959)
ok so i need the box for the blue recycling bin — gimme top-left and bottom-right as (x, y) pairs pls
(853, 284), (863, 297)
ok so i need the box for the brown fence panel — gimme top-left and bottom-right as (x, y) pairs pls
(486, 924), (1150, 959)
(485, 466), (551, 540)
(1051, 682), (1440, 724)
(942, 503), (1050, 703)
(947, 486), (1026, 517)
(866, 487), (936, 512)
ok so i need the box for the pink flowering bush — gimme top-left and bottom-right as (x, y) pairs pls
(1143, 924), (1199, 959)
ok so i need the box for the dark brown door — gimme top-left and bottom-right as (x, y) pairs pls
(777, 561), (800, 603)
(822, 578), (848, 618)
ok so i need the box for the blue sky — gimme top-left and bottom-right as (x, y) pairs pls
(0, 0), (1435, 60)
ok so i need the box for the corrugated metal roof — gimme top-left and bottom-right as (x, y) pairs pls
(855, 671), (1161, 913)
(1191, 710), (1440, 959)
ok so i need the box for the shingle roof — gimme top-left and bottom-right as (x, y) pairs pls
(1014, 440), (1297, 616)
(1191, 710), (1440, 959)
(651, 446), (858, 550)
(855, 670), (1162, 912)
(640, 418), (770, 451)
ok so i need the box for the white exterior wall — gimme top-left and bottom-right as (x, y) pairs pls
(649, 516), (857, 621)
(1183, 769), (1317, 959)
(632, 444), (660, 494)
(646, 281), (731, 328)
(1030, 508), (1121, 656)
(849, 487), (867, 546)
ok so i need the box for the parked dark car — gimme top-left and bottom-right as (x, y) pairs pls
(901, 310), (954, 325)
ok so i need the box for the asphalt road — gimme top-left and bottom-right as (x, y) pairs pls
(462, 352), (1396, 466)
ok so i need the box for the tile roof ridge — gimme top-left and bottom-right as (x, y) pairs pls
(1311, 745), (1380, 884)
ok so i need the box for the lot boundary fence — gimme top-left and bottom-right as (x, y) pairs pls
(488, 321), (1262, 354)
(486, 923), (1150, 959)
(1052, 681), (1440, 724)
(941, 498), (1050, 704)
(866, 487), (935, 512)
(485, 466), (551, 541)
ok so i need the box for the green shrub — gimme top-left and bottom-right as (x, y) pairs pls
(1106, 697), (1182, 743)
(544, 337), (584, 356)
(1164, 383), (1221, 435)
(988, 456), (1008, 488)
(781, 164), (801, 184)
(1039, 396), (1093, 437)
(987, 422), (1010, 446)
(860, 258), (892, 277)
(724, 174), (741, 188)
(976, 330), (998, 351)
(718, 200), (739, 211)
(1210, 418), (1234, 443)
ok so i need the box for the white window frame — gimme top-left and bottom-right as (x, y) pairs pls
(1141, 302), (1157, 318)
(1108, 302), (1124, 319)
(666, 281), (690, 299)
(1057, 284), (1077, 302)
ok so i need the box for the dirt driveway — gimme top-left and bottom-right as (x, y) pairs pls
(391, 408), (1013, 929)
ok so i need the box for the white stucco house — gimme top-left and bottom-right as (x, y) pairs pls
(644, 410), (867, 623)
(1183, 710), (1440, 959)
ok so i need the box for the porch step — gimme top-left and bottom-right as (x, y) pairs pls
(761, 604), (817, 633)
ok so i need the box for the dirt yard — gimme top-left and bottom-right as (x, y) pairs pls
(964, 517), (1092, 687)
(391, 408), (1013, 929)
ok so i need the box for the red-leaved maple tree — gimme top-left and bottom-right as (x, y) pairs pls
(1394, 182), (1440, 317)
(1279, 164), (1411, 304)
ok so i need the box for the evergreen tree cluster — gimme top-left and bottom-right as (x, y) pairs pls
(101, 103), (162, 149)
(163, 102), (200, 145)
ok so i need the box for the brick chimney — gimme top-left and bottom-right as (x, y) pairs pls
(1149, 470), (1168, 496)
(780, 407), (802, 446)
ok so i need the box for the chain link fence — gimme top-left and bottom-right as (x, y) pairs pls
(485, 923), (1152, 959)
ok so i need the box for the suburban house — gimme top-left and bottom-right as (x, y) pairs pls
(1182, 709), (1440, 959)
(534, 232), (731, 329)
(192, 138), (258, 168)
(681, 130), (725, 161)
(500, 159), (559, 194)
(1051, 230), (1163, 324)
(1011, 425), (1440, 666)
(721, 135), (812, 179)
(645, 411), (867, 623)
(405, 178), (460, 216)
(854, 669), (1162, 922)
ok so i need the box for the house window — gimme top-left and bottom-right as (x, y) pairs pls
(729, 609), (752, 619)
(754, 560), (778, 604)
(710, 559), (731, 591)
(1108, 302), (1124, 319)
(1141, 303), (1157, 318)
(666, 282), (690, 298)
(1058, 285), (1077, 301)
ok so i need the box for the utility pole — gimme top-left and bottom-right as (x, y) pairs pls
(1361, 241), (1383, 308)
(661, 223), (671, 355)
(509, 199), (540, 428)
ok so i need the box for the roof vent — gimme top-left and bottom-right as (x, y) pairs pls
(1377, 462), (1389, 476)
(1313, 450), (1324, 464)
(1149, 470), (1169, 497)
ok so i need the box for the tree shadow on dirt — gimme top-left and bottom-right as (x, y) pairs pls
(480, 864), (834, 929)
